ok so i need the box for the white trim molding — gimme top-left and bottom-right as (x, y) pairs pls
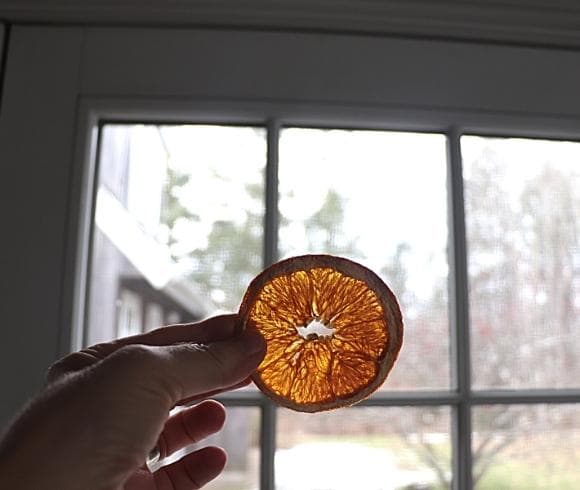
(2, 1), (580, 48)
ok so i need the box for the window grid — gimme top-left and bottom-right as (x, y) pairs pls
(76, 114), (580, 489)
(207, 122), (580, 490)
(260, 119), (280, 489)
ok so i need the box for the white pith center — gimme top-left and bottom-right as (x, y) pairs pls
(296, 318), (336, 340)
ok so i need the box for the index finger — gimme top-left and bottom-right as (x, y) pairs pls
(47, 314), (240, 382)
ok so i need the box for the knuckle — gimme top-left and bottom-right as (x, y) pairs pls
(110, 344), (159, 373)
(106, 344), (177, 406)
(46, 359), (67, 383)
(120, 343), (156, 358)
(46, 352), (90, 384)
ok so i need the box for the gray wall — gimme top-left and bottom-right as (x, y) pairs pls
(1, 23), (580, 429)
(0, 27), (83, 426)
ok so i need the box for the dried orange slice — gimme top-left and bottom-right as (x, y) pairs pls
(239, 254), (403, 412)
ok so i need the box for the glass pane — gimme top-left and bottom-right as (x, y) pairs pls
(463, 136), (580, 389)
(276, 406), (451, 489)
(193, 407), (260, 490)
(87, 124), (266, 345)
(279, 128), (450, 390)
(473, 404), (580, 489)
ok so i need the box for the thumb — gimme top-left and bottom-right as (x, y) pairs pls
(114, 329), (267, 406)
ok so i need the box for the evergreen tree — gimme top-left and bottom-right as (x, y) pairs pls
(160, 167), (198, 260)
(187, 181), (263, 311)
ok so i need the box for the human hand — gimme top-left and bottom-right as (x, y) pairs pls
(0, 314), (265, 490)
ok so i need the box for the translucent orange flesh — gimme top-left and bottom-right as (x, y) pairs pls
(248, 267), (389, 406)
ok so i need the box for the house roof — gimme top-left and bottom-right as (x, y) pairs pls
(95, 185), (212, 317)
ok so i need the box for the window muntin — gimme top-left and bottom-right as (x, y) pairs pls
(87, 122), (580, 489)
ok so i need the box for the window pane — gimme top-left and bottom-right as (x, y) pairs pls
(159, 407), (261, 490)
(193, 407), (261, 490)
(87, 124), (266, 345)
(473, 404), (580, 489)
(276, 406), (451, 489)
(278, 128), (450, 390)
(463, 136), (580, 389)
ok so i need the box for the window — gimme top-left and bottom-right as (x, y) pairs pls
(462, 136), (580, 391)
(87, 122), (580, 489)
(3, 26), (580, 488)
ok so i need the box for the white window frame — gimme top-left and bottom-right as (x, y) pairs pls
(2, 25), (580, 488)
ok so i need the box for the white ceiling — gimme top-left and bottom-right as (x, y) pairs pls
(1, 0), (580, 48)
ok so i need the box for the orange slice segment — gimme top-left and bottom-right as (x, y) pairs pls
(239, 254), (403, 412)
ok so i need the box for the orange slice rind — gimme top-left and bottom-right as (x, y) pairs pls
(239, 254), (403, 412)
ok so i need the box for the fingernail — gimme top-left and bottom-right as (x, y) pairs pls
(239, 330), (266, 355)
(146, 446), (160, 472)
